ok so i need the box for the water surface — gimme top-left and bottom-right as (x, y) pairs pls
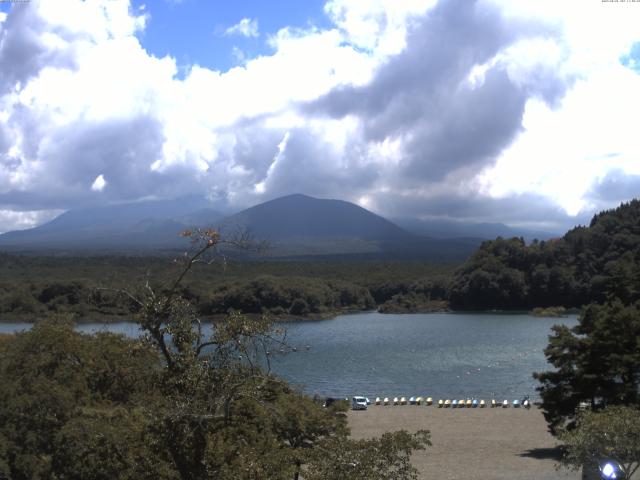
(1, 312), (577, 400)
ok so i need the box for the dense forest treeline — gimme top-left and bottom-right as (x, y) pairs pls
(0, 255), (455, 321)
(449, 199), (640, 310)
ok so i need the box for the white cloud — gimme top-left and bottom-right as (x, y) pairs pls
(224, 18), (259, 38)
(0, 209), (63, 233)
(91, 174), (107, 192)
(0, 0), (639, 233)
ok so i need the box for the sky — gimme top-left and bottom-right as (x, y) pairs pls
(0, 0), (639, 234)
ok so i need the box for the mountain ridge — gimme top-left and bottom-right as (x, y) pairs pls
(0, 193), (514, 260)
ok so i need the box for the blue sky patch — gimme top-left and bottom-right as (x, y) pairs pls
(620, 42), (640, 73)
(130, 0), (330, 74)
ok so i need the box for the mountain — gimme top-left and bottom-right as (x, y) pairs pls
(217, 194), (479, 260)
(0, 197), (224, 251)
(220, 194), (411, 242)
(392, 217), (558, 242)
(0, 193), (480, 260)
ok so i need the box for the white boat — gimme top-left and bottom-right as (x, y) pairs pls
(480, 400), (486, 408)
(383, 397), (390, 406)
(400, 396), (407, 405)
(502, 400), (509, 408)
(451, 399), (458, 408)
(393, 397), (399, 405)
(375, 397), (381, 405)
(438, 399), (444, 408)
(409, 396), (416, 405)
(465, 399), (472, 408)
(415, 396), (423, 405)
(491, 399), (497, 408)
(512, 399), (520, 408)
(426, 397), (433, 406)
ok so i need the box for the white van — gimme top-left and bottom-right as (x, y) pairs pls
(352, 396), (368, 410)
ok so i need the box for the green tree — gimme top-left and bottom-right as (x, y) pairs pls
(304, 430), (431, 480)
(559, 405), (640, 479)
(534, 300), (640, 434)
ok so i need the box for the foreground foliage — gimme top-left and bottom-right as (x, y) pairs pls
(559, 406), (640, 478)
(0, 230), (431, 479)
(534, 301), (640, 434)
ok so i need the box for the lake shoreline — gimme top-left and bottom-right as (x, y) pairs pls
(0, 306), (581, 324)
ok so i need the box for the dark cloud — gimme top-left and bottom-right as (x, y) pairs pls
(234, 126), (379, 206)
(0, 4), (77, 95)
(306, 0), (568, 183)
(371, 189), (589, 232)
(0, 115), (202, 211)
(586, 169), (640, 207)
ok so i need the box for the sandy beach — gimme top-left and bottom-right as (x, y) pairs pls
(348, 404), (580, 480)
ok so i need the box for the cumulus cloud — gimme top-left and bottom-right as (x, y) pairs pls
(224, 18), (259, 38)
(0, 0), (639, 233)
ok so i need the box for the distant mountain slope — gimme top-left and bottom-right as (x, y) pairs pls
(0, 197), (224, 250)
(392, 217), (558, 241)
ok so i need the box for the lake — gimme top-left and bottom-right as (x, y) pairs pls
(1, 312), (577, 400)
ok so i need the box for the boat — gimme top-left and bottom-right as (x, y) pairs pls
(451, 399), (458, 408)
(491, 399), (497, 408)
(426, 397), (433, 406)
(472, 399), (479, 408)
(400, 396), (407, 405)
(383, 397), (390, 406)
(512, 399), (520, 408)
(444, 399), (451, 408)
(465, 399), (472, 408)
(375, 397), (381, 405)
(416, 396), (423, 405)
(409, 396), (416, 405)
(393, 397), (399, 405)
(438, 399), (444, 408)
(479, 399), (486, 408)
(502, 400), (509, 408)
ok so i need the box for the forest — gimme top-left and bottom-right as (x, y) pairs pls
(1, 200), (640, 320)
(0, 255), (454, 322)
(449, 199), (640, 310)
